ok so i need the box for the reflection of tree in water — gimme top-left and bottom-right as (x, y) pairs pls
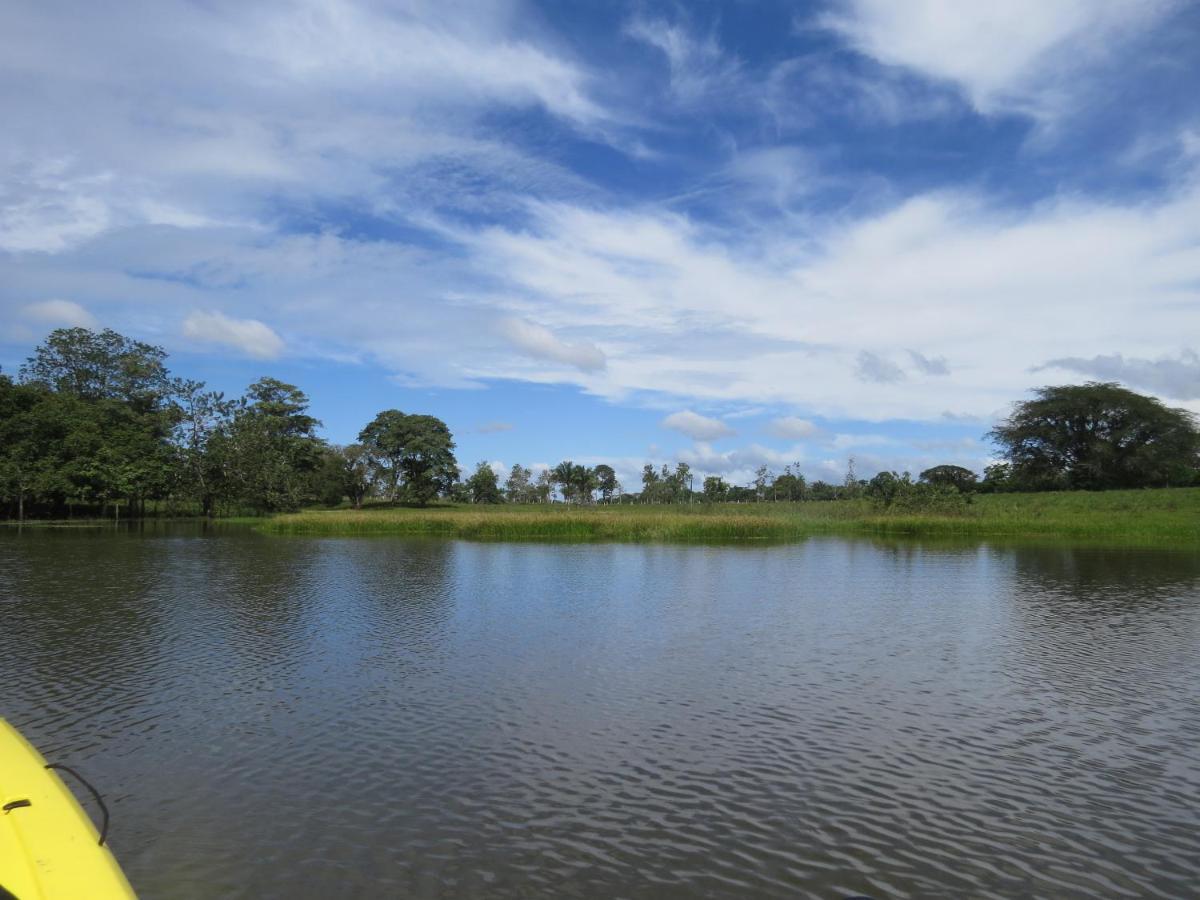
(0, 530), (175, 748)
(1001, 544), (1200, 719)
(1012, 545), (1200, 602)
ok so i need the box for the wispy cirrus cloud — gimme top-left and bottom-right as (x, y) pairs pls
(820, 0), (1177, 118)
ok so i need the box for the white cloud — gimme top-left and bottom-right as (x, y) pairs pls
(662, 410), (735, 441)
(22, 299), (97, 329)
(822, 0), (1174, 118)
(497, 317), (606, 373)
(182, 310), (284, 359)
(477, 421), (515, 433)
(766, 416), (818, 440)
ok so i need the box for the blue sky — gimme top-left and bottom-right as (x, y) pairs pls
(2, 0), (1199, 490)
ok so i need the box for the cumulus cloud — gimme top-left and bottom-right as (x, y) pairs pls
(497, 318), (606, 373)
(22, 299), (97, 329)
(766, 416), (819, 440)
(1038, 350), (1200, 400)
(855, 350), (906, 384)
(662, 409), (735, 441)
(182, 310), (284, 359)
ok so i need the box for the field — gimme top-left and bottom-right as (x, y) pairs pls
(258, 488), (1200, 546)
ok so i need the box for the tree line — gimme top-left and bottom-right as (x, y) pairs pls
(2, 328), (1197, 520)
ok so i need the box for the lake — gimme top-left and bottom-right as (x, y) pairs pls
(2, 527), (1198, 898)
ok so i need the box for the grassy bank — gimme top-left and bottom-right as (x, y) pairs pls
(259, 488), (1200, 546)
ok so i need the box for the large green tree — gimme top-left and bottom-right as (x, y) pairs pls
(358, 410), (458, 506)
(220, 378), (324, 512)
(14, 328), (181, 516)
(989, 382), (1199, 490)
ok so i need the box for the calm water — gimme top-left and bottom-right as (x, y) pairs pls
(1, 528), (1198, 899)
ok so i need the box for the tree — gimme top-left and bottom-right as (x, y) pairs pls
(919, 465), (978, 492)
(466, 461), (503, 504)
(640, 464), (659, 503)
(989, 382), (1200, 490)
(222, 378), (324, 512)
(20, 327), (171, 408)
(593, 464), (618, 502)
(753, 465), (771, 501)
(773, 465), (807, 501)
(18, 328), (182, 517)
(534, 468), (554, 503)
(702, 475), (728, 502)
(359, 410), (458, 505)
(313, 444), (372, 509)
(171, 379), (235, 517)
(505, 464), (534, 503)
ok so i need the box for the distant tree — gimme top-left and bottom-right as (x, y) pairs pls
(505, 464), (534, 503)
(773, 465), (807, 501)
(808, 480), (838, 501)
(753, 465), (771, 501)
(919, 465), (978, 492)
(702, 475), (728, 502)
(552, 460), (575, 502)
(593, 464), (618, 502)
(989, 382), (1200, 490)
(315, 443), (373, 509)
(673, 462), (692, 503)
(359, 409), (458, 505)
(979, 462), (1015, 493)
(466, 461), (503, 504)
(534, 468), (554, 503)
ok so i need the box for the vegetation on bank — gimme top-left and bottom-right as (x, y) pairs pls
(259, 488), (1200, 546)
(3, 327), (1199, 526)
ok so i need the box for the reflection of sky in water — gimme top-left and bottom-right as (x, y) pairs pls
(1, 529), (1198, 899)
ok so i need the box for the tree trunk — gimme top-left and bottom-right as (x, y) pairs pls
(17, 490), (23, 524)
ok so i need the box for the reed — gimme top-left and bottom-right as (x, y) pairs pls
(258, 487), (1200, 546)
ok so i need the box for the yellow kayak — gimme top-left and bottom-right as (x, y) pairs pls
(0, 719), (136, 899)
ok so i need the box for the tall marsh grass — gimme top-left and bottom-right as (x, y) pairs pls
(259, 488), (1200, 546)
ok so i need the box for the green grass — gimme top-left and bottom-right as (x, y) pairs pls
(258, 488), (1200, 546)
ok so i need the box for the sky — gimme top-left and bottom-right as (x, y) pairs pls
(2, 0), (1199, 491)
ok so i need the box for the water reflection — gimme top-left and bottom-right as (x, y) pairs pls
(1, 529), (1198, 899)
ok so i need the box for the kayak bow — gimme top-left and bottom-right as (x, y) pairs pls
(0, 719), (136, 899)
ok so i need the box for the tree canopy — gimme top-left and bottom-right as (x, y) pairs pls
(358, 410), (458, 506)
(989, 382), (1199, 490)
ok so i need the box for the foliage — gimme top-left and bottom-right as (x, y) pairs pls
(702, 475), (728, 501)
(989, 382), (1200, 490)
(866, 470), (969, 514)
(466, 461), (503, 504)
(919, 464), (978, 492)
(358, 409), (458, 506)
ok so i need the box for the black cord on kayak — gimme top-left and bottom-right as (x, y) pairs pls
(45, 763), (110, 846)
